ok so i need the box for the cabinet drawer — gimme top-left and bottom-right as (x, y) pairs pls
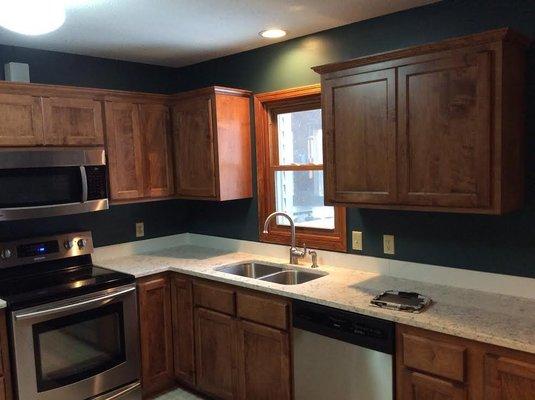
(237, 292), (288, 330)
(194, 281), (235, 315)
(402, 333), (466, 382)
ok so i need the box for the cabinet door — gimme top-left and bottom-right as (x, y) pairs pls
(401, 369), (466, 400)
(170, 275), (195, 385)
(105, 102), (144, 200)
(0, 93), (44, 146)
(485, 354), (535, 400)
(137, 276), (174, 397)
(172, 96), (217, 198)
(397, 51), (492, 208)
(322, 69), (397, 204)
(42, 97), (104, 146)
(194, 307), (238, 400)
(139, 104), (174, 198)
(237, 320), (291, 400)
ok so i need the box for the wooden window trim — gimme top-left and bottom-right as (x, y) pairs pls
(254, 84), (347, 252)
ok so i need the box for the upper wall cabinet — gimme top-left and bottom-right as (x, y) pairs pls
(313, 28), (529, 214)
(105, 98), (174, 201)
(0, 93), (44, 146)
(171, 86), (253, 201)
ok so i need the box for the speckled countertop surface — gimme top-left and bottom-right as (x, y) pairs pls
(99, 245), (535, 354)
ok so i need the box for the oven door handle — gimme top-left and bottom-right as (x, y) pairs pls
(80, 165), (88, 203)
(14, 286), (136, 321)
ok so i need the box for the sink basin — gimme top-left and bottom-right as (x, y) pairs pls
(216, 262), (284, 278)
(259, 270), (324, 285)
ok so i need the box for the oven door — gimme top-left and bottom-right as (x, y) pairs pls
(0, 148), (108, 221)
(11, 284), (140, 400)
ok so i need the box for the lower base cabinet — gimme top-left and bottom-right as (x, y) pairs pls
(397, 324), (535, 400)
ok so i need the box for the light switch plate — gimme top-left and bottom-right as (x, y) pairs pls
(136, 222), (145, 238)
(352, 231), (363, 251)
(383, 234), (395, 255)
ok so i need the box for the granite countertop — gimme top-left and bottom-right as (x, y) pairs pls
(99, 245), (535, 355)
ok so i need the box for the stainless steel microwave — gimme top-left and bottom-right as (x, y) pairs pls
(0, 148), (109, 221)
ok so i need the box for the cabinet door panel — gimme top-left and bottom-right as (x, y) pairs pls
(195, 307), (237, 400)
(0, 93), (44, 146)
(43, 97), (104, 146)
(138, 276), (174, 397)
(323, 69), (397, 204)
(237, 320), (291, 400)
(105, 102), (144, 200)
(485, 354), (535, 400)
(171, 275), (195, 385)
(398, 51), (492, 208)
(401, 369), (466, 400)
(139, 104), (174, 197)
(172, 96), (217, 198)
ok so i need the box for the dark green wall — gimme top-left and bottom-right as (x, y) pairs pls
(177, 0), (535, 278)
(0, 45), (191, 246)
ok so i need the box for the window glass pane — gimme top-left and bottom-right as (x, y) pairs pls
(275, 170), (334, 229)
(277, 109), (322, 165)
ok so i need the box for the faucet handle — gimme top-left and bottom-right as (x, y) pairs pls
(308, 250), (319, 268)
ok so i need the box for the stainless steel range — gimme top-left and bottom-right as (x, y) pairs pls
(0, 232), (141, 400)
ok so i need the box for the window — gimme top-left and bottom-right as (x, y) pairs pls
(255, 85), (346, 252)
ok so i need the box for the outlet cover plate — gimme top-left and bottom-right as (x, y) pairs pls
(383, 234), (395, 255)
(136, 222), (145, 238)
(352, 231), (363, 251)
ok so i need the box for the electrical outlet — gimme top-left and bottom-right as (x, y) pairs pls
(383, 234), (395, 255)
(135, 222), (145, 238)
(352, 231), (363, 251)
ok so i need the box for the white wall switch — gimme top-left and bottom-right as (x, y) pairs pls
(352, 231), (363, 251)
(135, 222), (145, 238)
(383, 234), (395, 255)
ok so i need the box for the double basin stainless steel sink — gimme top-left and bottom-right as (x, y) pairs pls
(216, 262), (326, 285)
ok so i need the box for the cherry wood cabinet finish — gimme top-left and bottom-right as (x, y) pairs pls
(104, 101), (145, 200)
(42, 97), (104, 146)
(397, 324), (535, 400)
(236, 291), (289, 330)
(193, 280), (236, 315)
(138, 103), (174, 198)
(194, 307), (238, 400)
(0, 93), (44, 146)
(137, 274), (175, 397)
(171, 86), (252, 201)
(236, 320), (291, 400)
(170, 275), (195, 386)
(322, 69), (397, 204)
(314, 28), (528, 214)
(0, 311), (12, 400)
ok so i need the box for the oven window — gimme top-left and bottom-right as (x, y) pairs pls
(0, 167), (82, 208)
(33, 302), (126, 392)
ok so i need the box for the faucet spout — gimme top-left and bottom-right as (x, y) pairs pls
(263, 211), (306, 264)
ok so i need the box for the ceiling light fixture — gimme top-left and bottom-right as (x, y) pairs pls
(259, 29), (287, 39)
(0, 0), (66, 36)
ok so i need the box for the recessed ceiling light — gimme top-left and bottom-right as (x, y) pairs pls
(259, 29), (287, 39)
(0, 0), (66, 36)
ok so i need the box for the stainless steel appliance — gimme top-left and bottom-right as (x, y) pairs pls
(0, 148), (108, 221)
(0, 232), (140, 400)
(292, 300), (394, 400)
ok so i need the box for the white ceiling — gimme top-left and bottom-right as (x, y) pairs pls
(0, 0), (438, 67)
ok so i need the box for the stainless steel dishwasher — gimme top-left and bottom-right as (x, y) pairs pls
(292, 300), (394, 400)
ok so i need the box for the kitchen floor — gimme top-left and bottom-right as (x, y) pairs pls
(154, 388), (204, 400)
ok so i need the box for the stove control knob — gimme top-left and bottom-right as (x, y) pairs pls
(77, 239), (87, 250)
(1, 249), (12, 259)
(64, 240), (74, 250)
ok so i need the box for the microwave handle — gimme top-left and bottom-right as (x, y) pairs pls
(80, 166), (88, 203)
(14, 286), (136, 321)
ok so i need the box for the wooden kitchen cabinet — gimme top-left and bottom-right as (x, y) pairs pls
(314, 28), (528, 214)
(194, 307), (238, 400)
(0, 93), (44, 146)
(137, 274), (175, 397)
(105, 101), (145, 200)
(171, 86), (253, 201)
(170, 275), (195, 386)
(397, 324), (535, 400)
(42, 97), (104, 146)
(237, 320), (291, 400)
(0, 311), (13, 400)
